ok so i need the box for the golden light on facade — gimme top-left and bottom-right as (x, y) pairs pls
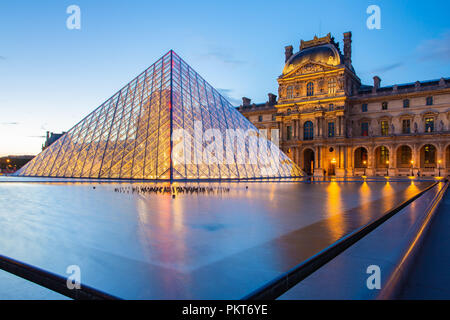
(331, 158), (336, 164)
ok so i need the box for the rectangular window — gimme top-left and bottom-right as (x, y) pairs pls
(286, 126), (292, 140)
(382, 102), (388, 110)
(258, 115), (263, 122)
(286, 86), (293, 99)
(362, 103), (368, 112)
(381, 121), (389, 136)
(402, 119), (411, 134)
(426, 96), (433, 105)
(425, 117), (434, 132)
(403, 99), (410, 108)
(361, 122), (369, 136)
(272, 114), (276, 121)
(328, 122), (335, 137)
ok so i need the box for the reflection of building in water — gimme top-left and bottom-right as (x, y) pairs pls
(238, 32), (450, 177)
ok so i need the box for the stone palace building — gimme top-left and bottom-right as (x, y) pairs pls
(237, 32), (450, 177)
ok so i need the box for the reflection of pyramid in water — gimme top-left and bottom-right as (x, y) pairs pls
(16, 51), (303, 180)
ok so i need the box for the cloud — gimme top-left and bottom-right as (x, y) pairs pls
(0, 56), (6, 60)
(1, 122), (19, 125)
(216, 88), (241, 105)
(416, 31), (450, 62)
(201, 47), (246, 66)
(371, 62), (403, 73)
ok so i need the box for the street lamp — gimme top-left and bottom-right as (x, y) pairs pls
(386, 160), (389, 177)
(410, 160), (414, 176)
(438, 159), (442, 177)
(363, 160), (367, 176)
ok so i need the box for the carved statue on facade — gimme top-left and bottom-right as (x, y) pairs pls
(414, 122), (418, 133)
(390, 123), (395, 135)
(439, 120), (444, 131)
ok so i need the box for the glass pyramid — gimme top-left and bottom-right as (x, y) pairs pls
(16, 51), (303, 180)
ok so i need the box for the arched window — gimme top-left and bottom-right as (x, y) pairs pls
(328, 78), (337, 94)
(354, 147), (368, 168)
(423, 144), (436, 166)
(398, 145), (412, 167)
(307, 82), (314, 96)
(304, 121), (314, 140)
(286, 86), (293, 99)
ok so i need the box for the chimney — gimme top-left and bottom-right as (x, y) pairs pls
(373, 76), (381, 92)
(46, 131), (50, 140)
(343, 32), (352, 67)
(285, 45), (293, 62)
(268, 93), (277, 105)
(242, 97), (251, 107)
(415, 81), (421, 89)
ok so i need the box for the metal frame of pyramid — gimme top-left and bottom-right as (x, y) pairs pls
(16, 51), (303, 180)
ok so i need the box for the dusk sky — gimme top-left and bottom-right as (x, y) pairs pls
(0, 0), (449, 156)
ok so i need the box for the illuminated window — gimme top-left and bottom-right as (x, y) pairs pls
(304, 121), (314, 140)
(286, 86), (293, 99)
(425, 117), (434, 132)
(307, 82), (314, 96)
(379, 146), (389, 165)
(381, 120), (389, 136)
(328, 78), (337, 94)
(424, 144), (436, 165)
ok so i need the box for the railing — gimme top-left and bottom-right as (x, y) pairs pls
(0, 254), (120, 300)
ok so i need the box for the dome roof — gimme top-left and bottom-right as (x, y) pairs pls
(282, 44), (342, 75)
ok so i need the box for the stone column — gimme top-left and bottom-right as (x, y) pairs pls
(367, 146), (375, 176)
(299, 121), (304, 140)
(314, 145), (325, 177)
(413, 144), (419, 175)
(315, 118), (320, 138)
(336, 145), (346, 177)
(294, 120), (299, 139)
(389, 146), (396, 176)
(278, 122), (283, 142)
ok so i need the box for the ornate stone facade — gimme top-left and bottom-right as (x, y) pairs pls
(238, 32), (450, 177)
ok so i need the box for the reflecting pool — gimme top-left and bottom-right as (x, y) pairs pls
(0, 177), (433, 299)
